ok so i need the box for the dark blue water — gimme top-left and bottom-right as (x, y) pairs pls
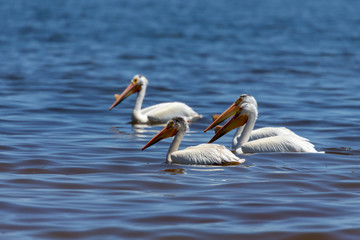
(1, 0), (360, 239)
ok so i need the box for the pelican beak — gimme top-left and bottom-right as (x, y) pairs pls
(142, 125), (178, 150)
(109, 82), (141, 110)
(204, 102), (240, 132)
(208, 111), (248, 143)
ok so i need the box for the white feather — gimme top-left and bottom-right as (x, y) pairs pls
(143, 117), (244, 165)
(239, 135), (317, 154)
(113, 75), (201, 124)
(145, 102), (200, 124)
(248, 127), (308, 142)
(223, 103), (320, 154)
(172, 144), (244, 165)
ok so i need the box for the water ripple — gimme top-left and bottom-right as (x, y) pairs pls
(1, 0), (360, 239)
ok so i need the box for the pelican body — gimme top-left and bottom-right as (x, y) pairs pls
(142, 117), (245, 165)
(109, 75), (201, 124)
(207, 101), (319, 154)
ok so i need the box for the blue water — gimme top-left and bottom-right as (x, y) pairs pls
(1, 0), (360, 239)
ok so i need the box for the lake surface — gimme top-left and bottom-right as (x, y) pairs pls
(1, 0), (360, 239)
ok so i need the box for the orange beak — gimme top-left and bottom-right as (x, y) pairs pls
(142, 125), (178, 150)
(109, 82), (141, 110)
(208, 111), (248, 143)
(204, 102), (240, 132)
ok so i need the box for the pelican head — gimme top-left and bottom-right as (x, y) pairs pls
(204, 94), (256, 132)
(142, 117), (188, 150)
(109, 75), (148, 110)
(208, 103), (256, 143)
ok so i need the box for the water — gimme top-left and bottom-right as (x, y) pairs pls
(1, 0), (360, 239)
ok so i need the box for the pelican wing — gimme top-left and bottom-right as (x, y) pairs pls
(249, 127), (309, 141)
(241, 135), (317, 153)
(143, 102), (200, 123)
(171, 144), (245, 165)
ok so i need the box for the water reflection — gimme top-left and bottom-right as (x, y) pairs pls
(324, 147), (358, 155)
(2, 0), (360, 239)
(110, 123), (164, 138)
(163, 168), (187, 175)
(132, 123), (164, 138)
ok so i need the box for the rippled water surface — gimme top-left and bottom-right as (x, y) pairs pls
(1, 0), (360, 239)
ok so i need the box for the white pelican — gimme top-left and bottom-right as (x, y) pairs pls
(142, 117), (245, 165)
(109, 75), (201, 124)
(204, 94), (308, 148)
(208, 103), (319, 154)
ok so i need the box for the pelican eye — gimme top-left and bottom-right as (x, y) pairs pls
(167, 121), (174, 127)
(133, 78), (138, 84)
